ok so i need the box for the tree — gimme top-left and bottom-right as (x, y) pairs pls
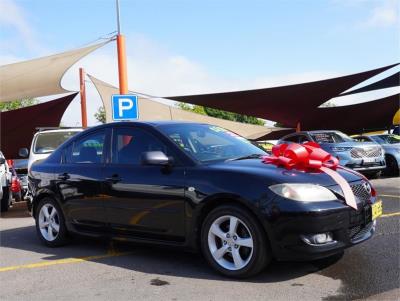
(320, 100), (336, 108)
(176, 102), (264, 125)
(0, 98), (38, 111)
(94, 106), (106, 123)
(273, 122), (286, 127)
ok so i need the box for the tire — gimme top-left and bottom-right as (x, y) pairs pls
(35, 197), (69, 247)
(201, 204), (271, 278)
(1, 186), (10, 212)
(385, 155), (399, 176)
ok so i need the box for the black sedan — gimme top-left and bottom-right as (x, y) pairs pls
(29, 122), (381, 278)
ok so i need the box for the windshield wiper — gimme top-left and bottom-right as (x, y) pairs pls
(226, 153), (264, 161)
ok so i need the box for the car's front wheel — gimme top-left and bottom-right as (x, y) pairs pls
(385, 155), (399, 176)
(201, 204), (271, 278)
(35, 197), (69, 247)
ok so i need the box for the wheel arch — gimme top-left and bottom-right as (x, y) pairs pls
(32, 189), (59, 219)
(193, 195), (274, 253)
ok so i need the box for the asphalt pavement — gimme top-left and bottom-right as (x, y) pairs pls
(0, 177), (399, 301)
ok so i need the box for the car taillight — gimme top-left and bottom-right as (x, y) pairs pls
(11, 178), (21, 192)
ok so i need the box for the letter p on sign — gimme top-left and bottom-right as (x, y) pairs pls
(112, 95), (139, 121)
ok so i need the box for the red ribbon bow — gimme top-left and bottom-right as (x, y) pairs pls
(263, 142), (357, 210)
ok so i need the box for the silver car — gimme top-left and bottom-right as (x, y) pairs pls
(279, 130), (386, 176)
(353, 134), (400, 176)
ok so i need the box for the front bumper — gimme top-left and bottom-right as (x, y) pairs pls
(336, 154), (386, 172)
(266, 199), (377, 261)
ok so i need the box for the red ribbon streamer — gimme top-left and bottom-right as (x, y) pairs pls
(262, 142), (357, 210)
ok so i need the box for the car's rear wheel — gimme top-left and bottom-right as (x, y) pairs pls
(1, 186), (10, 212)
(201, 204), (270, 278)
(35, 197), (69, 247)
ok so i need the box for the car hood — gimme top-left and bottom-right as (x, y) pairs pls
(381, 143), (400, 150)
(210, 158), (362, 186)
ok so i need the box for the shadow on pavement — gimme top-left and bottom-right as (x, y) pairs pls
(0, 225), (340, 284)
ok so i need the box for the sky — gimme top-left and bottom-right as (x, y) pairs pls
(0, 0), (399, 126)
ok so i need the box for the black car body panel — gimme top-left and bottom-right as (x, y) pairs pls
(29, 122), (378, 261)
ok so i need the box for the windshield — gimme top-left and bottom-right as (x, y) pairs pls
(310, 131), (354, 144)
(159, 124), (266, 163)
(371, 134), (400, 145)
(33, 131), (80, 154)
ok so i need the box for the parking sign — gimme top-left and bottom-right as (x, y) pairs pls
(111, 95), (139, 121)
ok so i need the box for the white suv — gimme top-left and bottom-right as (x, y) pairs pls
(19, 128), (83, 171)
(0, 151), (12, 212)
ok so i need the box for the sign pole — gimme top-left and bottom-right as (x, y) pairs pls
(79, 67), (88, 128)
(116, 0), (128, 95)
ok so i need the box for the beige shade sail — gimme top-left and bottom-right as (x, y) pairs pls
(0, 41), (110, 102)
(88, 75), (284, 140)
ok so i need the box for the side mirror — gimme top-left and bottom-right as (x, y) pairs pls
(141, 151), (171, 166)
(19, 148), (29, 158)
(0, 157), (5, 164)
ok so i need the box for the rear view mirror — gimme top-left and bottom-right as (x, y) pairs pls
(141, 151), (171, 166)
(19, 148), (29, 158)
(0, 157), (5, 164)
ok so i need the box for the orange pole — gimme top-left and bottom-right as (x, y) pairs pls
(117, 34), (128, 94)
(79, 68), (88, 128)
(296, 122), (301, 132)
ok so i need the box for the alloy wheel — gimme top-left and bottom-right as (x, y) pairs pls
(207, 215), (254, 270)
(38, 204), (60, 241)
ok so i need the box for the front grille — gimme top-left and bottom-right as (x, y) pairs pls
(350, 183), (371, 202)
(349, 204), (372, 225)
(350, 146), (382, 158)
(350, 221), (373, 242)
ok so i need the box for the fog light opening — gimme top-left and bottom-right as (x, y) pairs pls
(301, 232), (336, 246)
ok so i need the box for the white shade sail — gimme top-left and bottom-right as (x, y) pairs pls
(0, 41), (110, 103)
(88, 75), (285, 140)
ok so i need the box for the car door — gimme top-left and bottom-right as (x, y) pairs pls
(102, 126), (186, 242)
(54, 129), (108, 231)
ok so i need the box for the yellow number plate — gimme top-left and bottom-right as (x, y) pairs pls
(372, 201), (383, 220)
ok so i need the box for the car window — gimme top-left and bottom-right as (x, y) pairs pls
(374, 135), (400, 144)
(298, 135), (310, 144)
(310, 132), (353, 143)
(65, 131), (105, 164)
(159, 124), (265, 163)
(282, 135), (299, 143)
(112, 127), (171, 165)
(353, 136), (371, 143)
(34, 131), (80, 154)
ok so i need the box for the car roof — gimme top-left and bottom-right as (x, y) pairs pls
(283, 130), (341, 136)
(89, 121), (212, 129)
(35, 128), (83, 134)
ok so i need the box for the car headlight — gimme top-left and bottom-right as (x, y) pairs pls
(269, 183), (337, 202)
(330, 146), (352, 152)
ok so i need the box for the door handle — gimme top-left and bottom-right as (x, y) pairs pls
(105, 175), (122, 183)
(58, 173), (70, 180)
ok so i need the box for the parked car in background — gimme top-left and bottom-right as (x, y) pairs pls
(13, 159), (28, 199)
(9, 164), (22, 202)
(0, 151), (12, 212)
(29, 122), (381, 278)
(256, 140), (278, 153)
(19, 128), (83, 211)
(279, 130), (386, 177)
(19, 128), (83, 171)
(353, 134), (400, 176)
